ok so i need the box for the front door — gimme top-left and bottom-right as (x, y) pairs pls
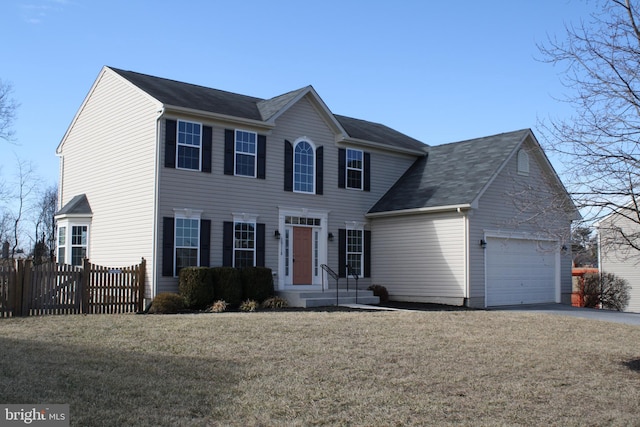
(292, 227), (313, 285)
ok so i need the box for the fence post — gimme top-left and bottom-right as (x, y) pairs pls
(137, 258), (146, 313)
(13, 260), (24, 317)
(81, 258), (90, 314)
(19, 259), (33, 316)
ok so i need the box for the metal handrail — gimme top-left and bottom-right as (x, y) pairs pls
(346, 264), (359, 304)
(320, 264), (339, 305)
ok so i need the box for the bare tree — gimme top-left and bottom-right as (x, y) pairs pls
(0, 79), (18, 142)
(537, 0), (640, 252)
(8, 159), (38, 258)
(32, 185), (58, 263)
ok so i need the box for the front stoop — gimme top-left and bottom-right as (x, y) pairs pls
(276, 289), (380, 308)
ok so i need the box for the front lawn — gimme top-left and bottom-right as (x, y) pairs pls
(0, 310), (638, 426)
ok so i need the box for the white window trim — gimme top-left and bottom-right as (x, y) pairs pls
(232, 212), (259, 267)
(176, 119), (203, 171)
(346, 148), (364, 190)
(234, 129), (257, 178)
(55, 217), (91, 266)
(293, 137), (316, 194)
(345, 222), (364, 277)
(173, 208), (202, 276)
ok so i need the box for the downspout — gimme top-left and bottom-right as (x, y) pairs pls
(151, 107), (165, 303)
(458, 207), (470, 306)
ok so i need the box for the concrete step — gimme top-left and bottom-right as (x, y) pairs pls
(277, 289), (380, 308)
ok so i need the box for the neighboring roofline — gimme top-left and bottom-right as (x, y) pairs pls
(366, 204), (473, 218)
(339, 136), (428, 156)
(163, 104), (275, 130)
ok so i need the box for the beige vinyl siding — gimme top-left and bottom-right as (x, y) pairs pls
(156, 95), (418, 293)
(599, 215), (640, 313)
(370, 212), (466, 302)
(468, 137), (573, 307)
(59, 68), (159, 295)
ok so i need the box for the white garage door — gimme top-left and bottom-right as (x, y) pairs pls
(486, 237), (557, 306)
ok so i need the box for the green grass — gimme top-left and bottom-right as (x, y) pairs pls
(1, 310), (639, 426)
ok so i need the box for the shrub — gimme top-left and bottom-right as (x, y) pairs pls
(179, 267), (215, 309)
(148, 292), (184, 314)
(241, 267), (274, 302)
(261, 296), (289, 309)
(239, 299), (259, 312)
(212, 267), (242, 307)
(208, 300), (228, 313)
(582, 272), (631, 311)
(368, 285), (389, 303)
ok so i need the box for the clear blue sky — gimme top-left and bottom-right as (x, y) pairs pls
(1, 0), (596, 189)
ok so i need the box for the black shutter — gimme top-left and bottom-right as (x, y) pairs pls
(165, 120), (177, 168)
(338, 229), (346, 278)
(223, 221), (233, 267)
(338, 148), (346, 188)
(202, 126), (212, 173)
(256, 223), (265, 267)
(162, 217), (175, 276)
(364, 230), (371, 278)
(364, 152), (371, 192)
(224, 129), (234, 175)
(284, 140), (293, 191)
(257, 135), (266, 179)
(316, 146), (323, 195)
(200, 219), (211, 267)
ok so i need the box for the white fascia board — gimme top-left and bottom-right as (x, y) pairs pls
(164, 105), (274, 131)
(338, 137), (428, 156)
(366, 204), (472, 218)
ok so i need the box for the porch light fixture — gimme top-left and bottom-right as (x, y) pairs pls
(328, 232), (334, 241)
(274, 230), (281, 240)
(480, 239), (487, 249)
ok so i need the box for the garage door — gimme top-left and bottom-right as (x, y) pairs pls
(486, 237), (557, 306)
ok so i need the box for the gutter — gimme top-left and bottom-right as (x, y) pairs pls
(339, 136), (428, 156)
(163, 104), (275, 131)
(366, 204), (472, 218)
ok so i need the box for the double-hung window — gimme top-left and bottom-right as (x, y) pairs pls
(234, 221), (255, 268)
(346, 148), (363, 190)
(57, 226), (66, 264)
(175, 217), (199, 274)
(70, 225), (88, 266)
(346, 228), (363, 277)
(177, 120), (202, 170)
(294, 140), (315, 193)
(235, 130), (257, 177)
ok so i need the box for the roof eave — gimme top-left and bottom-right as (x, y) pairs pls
(366, 204), (473, 218)
(340, 136), (428, 156)
(163, 104), (275, 130)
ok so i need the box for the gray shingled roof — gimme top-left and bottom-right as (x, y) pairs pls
(56, 194), (92, 216)
(368, 129), (530, 214)
(109, 67), (426, 153)
(335, 115), (428, 152)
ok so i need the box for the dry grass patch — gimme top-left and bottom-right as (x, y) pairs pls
(0, 311), (639, 426)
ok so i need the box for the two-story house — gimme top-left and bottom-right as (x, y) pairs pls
(55, 66), (578, 308)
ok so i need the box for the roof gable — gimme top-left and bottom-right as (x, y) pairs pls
(56, 194), (92, 216)
(368, 129), (531, 214)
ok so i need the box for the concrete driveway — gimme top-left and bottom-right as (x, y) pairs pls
(491, 303), (640, 326)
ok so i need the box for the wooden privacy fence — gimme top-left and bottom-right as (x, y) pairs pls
(0, 258), (145, 317)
